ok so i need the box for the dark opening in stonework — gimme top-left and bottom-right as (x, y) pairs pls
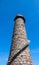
(21, 24), (24, 27)
(21, 55), (23, 57)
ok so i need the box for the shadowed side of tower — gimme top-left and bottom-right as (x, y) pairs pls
(7, 14), (33, 65)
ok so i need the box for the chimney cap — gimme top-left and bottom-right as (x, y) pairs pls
(14, 14), (25, 22)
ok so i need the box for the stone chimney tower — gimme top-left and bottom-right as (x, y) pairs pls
(7, 14), (33, 65)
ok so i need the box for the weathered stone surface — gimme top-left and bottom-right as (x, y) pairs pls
(7, 14), (33, 65)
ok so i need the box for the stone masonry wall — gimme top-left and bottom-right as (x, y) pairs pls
(7, 16), (33, 65)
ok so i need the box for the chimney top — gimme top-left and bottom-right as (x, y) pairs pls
(14, 14), (25, 22)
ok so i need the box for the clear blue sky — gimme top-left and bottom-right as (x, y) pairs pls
(0, 0), (39, 65)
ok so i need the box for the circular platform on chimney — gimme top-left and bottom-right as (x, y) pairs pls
(14, 14), (25, 22)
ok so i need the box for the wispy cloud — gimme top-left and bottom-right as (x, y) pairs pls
(31, 48), (39, 65)
(0, 55), (8, 65)
(31, 48), (39, 54)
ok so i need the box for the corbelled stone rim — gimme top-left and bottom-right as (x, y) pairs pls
(14, 14), (25, 22)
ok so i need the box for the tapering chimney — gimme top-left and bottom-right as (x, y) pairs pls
(7, 14), (33, 65)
